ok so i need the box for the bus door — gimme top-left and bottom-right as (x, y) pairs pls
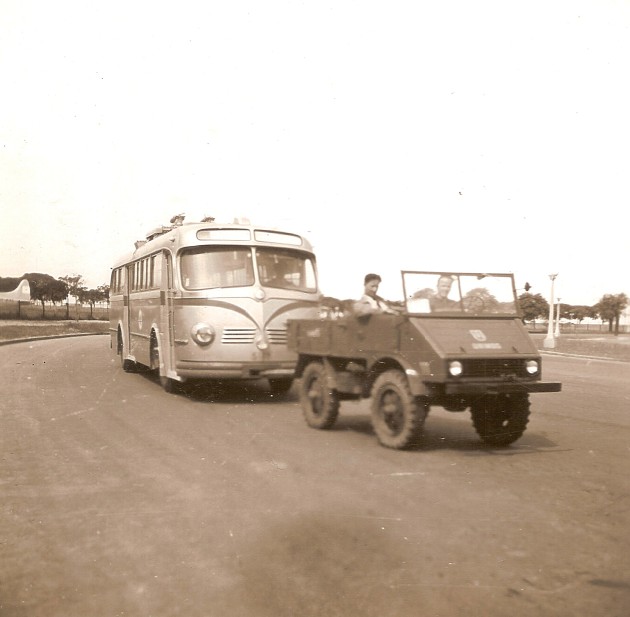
(123, 263), (133, 358)
(159, 251), (175, 374)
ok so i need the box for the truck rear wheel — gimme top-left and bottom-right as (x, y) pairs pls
(470, 393), (530, 446)
(371, 370), (428, 449)
(299, 362), (339, 429)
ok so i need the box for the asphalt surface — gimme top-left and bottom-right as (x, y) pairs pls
(1, 336), (629, 616)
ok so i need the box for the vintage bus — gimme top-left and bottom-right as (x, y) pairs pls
(109, 215), (321, 394)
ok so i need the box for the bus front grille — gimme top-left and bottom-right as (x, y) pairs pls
(266, 328), (287, 345)
(222, 328), (256, 344)
(221, 328), (287, 345)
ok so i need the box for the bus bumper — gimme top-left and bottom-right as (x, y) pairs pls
(175, 360), (295, 380)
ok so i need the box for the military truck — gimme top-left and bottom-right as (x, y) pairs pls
(287, 271), (561, 450)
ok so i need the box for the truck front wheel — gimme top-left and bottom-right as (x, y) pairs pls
(470, 393), (530, 446)
(299, 362), (340, 429)
(371, 370), (428, 449)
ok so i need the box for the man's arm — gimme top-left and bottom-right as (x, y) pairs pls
(353, 295), (396, 316)
(353, 296), (377, 316)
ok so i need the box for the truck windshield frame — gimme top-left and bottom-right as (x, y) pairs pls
(402, 271), (519, 316)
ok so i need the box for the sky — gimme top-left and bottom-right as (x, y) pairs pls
(1, 0), (628, 307)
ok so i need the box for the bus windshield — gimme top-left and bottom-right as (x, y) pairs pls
(180, 247), (255, 290)
(179, 245), (317, 292)
(256, 247), (317, 292)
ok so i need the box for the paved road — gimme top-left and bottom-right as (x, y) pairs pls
(1, 337), (629, 617)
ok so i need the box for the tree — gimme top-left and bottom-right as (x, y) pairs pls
(97, 284), (110, 308)
(565, 304), (597, 323)
(518, 293), (549, 323)
(78, 287), (106, 319)
(0, 276), (22, 292)
(462, 287), (500, 312)
(59, 274), (85, 320)
(594, 293), (629, 335)
(25, 273), (68, 318)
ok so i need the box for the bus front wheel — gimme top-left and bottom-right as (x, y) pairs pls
(150, 334), (179, 394)
(118, 330), (136, 373)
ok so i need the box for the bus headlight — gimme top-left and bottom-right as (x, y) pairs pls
(191, 323), (215, 346)
(526, 360), (539, 375)
(448, 361), (463, 377)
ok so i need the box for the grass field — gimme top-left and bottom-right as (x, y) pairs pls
(0, 319), (109, 342)
(529, 332), (630, 362)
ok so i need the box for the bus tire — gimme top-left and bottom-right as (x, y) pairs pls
(299, 362), (339, 429)
(150, 333), (179, 394)
(118, 329), (136, 373)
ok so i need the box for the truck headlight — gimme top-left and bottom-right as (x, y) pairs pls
(526, 360), (539, 375)
(191, 323), (215, 346)
(448, 361), (463, 377)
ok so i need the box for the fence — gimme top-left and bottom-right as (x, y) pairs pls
(528, 321), (629, 334)
(0, 301), (109, 321)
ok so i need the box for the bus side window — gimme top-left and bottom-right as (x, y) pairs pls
(152, 255), (162, 289)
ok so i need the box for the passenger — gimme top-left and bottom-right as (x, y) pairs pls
(353, 273), (397, 316)
(430, 274), (459, 312)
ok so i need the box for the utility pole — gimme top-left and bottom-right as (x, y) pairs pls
(554, 297), (561, 338)
(543, 274), (558, 349)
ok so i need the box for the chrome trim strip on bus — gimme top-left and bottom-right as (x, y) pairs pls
(172, 297), (319, 329)
(172, 298), (258, 325)
(130, 331), (151, 340)
(172, 297), (318, 309)
(263, 301), (319, 325)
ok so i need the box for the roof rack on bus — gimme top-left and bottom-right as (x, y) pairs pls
(142, 213), (187, 243)
(144, 226), (172, 242)
(138, 213), (251, 247)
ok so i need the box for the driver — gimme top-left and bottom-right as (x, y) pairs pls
(430, 275), (458, 312)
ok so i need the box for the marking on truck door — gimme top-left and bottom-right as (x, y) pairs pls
(469, 329), (486, 342)
(469, 329), (502, 349)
